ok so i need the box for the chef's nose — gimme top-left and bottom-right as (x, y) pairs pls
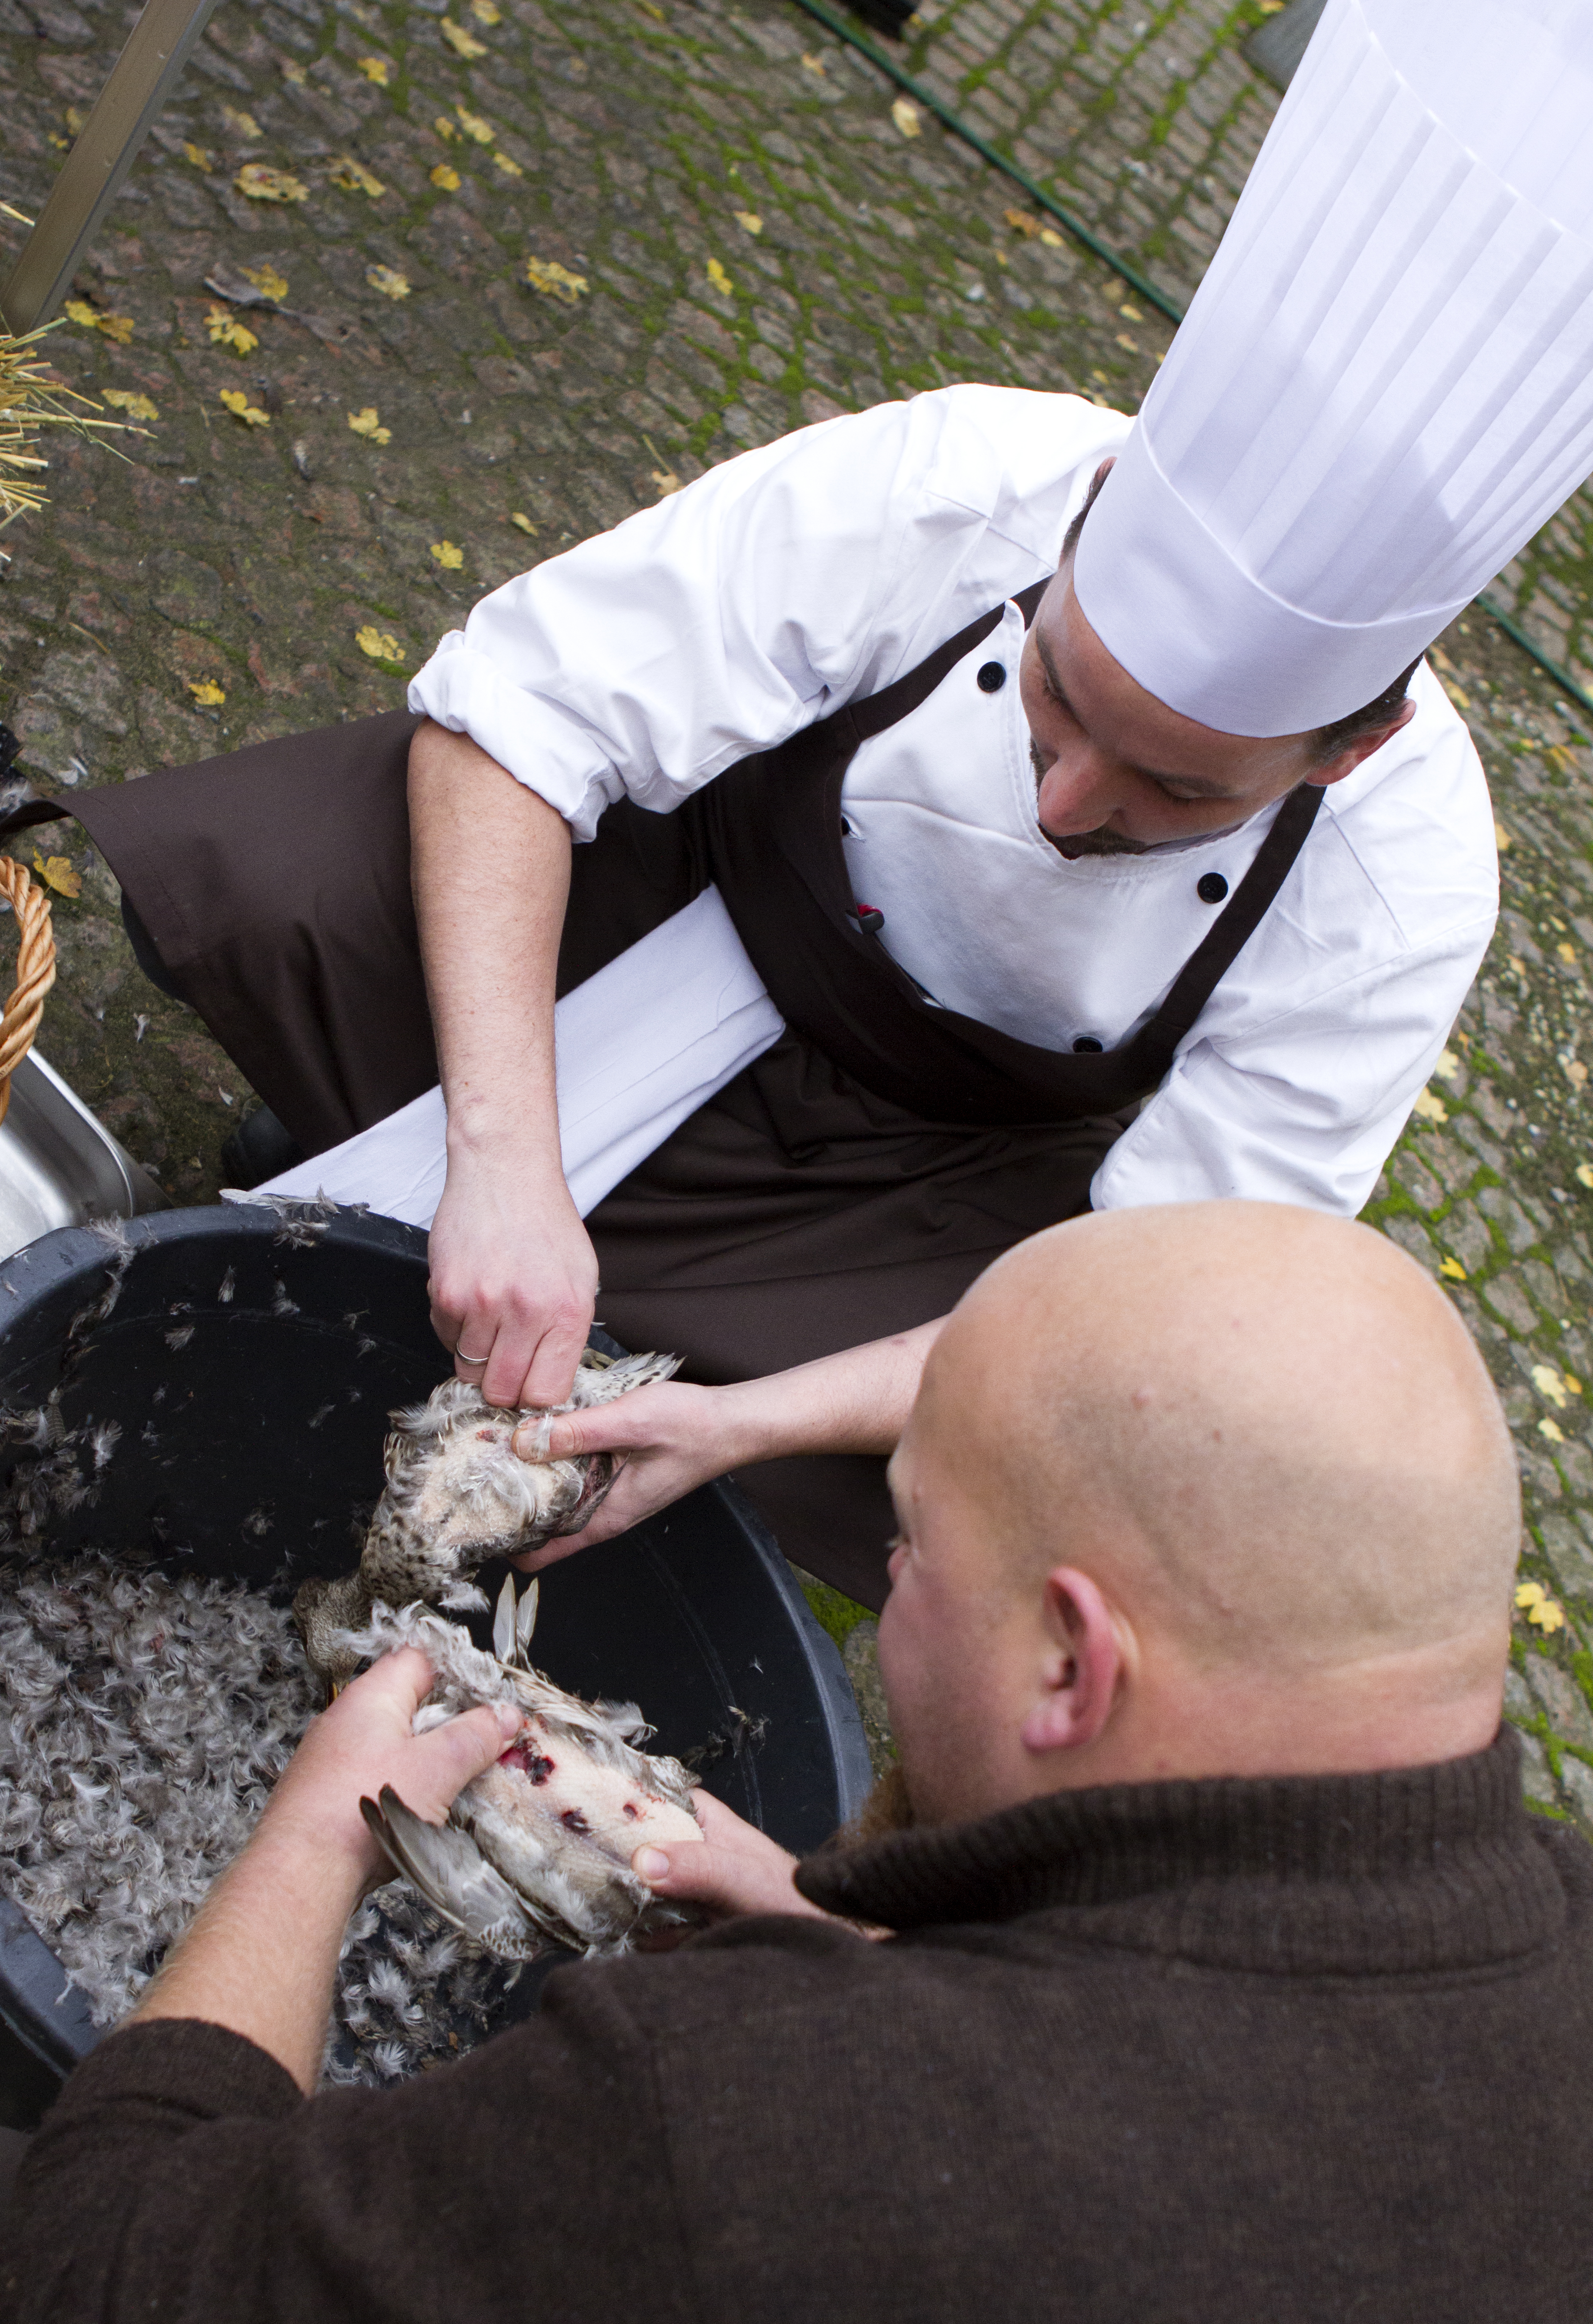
(1034, 735), (1132, 835)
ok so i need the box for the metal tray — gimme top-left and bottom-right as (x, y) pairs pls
(0, 1049), (166, 1264)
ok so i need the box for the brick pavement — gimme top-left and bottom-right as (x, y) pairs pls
(0, 0), (1591, 1823)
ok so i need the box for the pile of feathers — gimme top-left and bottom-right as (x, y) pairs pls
(0, 1547), (525, 2086)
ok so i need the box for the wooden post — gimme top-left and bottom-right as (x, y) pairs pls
(0, 0), (223, 334)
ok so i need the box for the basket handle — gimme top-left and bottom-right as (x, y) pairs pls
(0, 856), (57, 1127)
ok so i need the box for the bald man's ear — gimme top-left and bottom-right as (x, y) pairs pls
(1019, 1568), (1124, 1758)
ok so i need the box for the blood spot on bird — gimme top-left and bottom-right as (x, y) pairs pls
(560, 1807), (591, 1835)
(501, 1742), (556, 1783)
(622, 1802), (640, 1820)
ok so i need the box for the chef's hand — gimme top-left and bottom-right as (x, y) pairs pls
(262, 1646), (520, 1888)
(427, 1149), (599, 1411)
(631, 1789), (840, 1935)
(507, 1379), (761, 1571)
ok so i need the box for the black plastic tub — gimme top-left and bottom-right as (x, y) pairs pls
(0, 1204), (871, 2092)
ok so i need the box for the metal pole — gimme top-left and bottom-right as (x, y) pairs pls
(0, 0), (224, 334)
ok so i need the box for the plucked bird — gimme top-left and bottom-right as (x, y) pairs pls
(294, 1345), (679, 1690)
(355, 1580), (704, 1958)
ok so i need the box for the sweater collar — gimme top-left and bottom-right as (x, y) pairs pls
(796, 1729), (1568, 1975)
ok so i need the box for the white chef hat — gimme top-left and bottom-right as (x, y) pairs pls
(1073, 0), (1593, 736)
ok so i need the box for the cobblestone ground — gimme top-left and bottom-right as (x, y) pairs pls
(1, 0), (1592, 1818)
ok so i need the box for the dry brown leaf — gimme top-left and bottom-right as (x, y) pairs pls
(206, 303), (258, 354)
(32, 852), (81, 900)
(219, 388), (270, 428)
(523, 256), (588, 304)
(236, 163), (309, 204)
(102, 388), (159, 422)
(332, 155), (386, 199)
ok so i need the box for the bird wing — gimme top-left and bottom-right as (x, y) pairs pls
(360, 1786), (545, 1960)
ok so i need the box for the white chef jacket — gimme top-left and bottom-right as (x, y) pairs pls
(408, 385), (1499, 1220)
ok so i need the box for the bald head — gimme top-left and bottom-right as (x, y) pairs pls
(878, 1203), (1519, 1820)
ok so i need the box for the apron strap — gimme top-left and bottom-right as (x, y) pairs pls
(839, 573), (1052, 748)
(1146, 782), (1324, 1046)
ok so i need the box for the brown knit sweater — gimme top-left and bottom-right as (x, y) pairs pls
(3, 1729), (1589, 2324)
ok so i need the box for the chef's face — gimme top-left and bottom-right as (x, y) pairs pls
(1019, 566), (1403, 856)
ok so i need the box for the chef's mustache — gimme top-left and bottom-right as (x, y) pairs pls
(1030, 739), (1152, 857)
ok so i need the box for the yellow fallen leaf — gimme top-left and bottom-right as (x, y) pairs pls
(1494, 819), (1511, 850)
(434, 116), (459, 141)
(206, 302), (258, 353)
(1533, 1364), (1570, 1409)
(1539, 1415), (1566, 1443)
(1516, 1581), (1547, 1610)
(1567, 1373), (1585, 1396)
(1531, 1598), (1567, 1632)
(65, 299), (134, 343)
(652, 466), (681, 496)
(242, 263), (288, 301)
(65, 105), (86, 133)
(1547, 743), (1577, 775)
(222, 105), (261, 138)
(493, 150), (524, 176)
(366, 264), (412, 299)
(187, 678), (227, 707)
(707, 257), (734, 296)
(1432, 1047), (1460, 1082)
(357, 55), (391, 83)
(332, 155), (386, 198)
(891, 96), (920, 137)
(281, 58), (307, 84)
(524, 255), (588, 304)
(431, 539), (465, 569)
(1039, 227), (1063, 247)
(31, 853), (81, 900)
(1559, 940), (1579, 963)
(1120, 303), (1143, 321)
(219, 388), (270, 427)
(1577, 1162), (1593, 1189)
(1509, 955), (1527, 975)
(1411, 1086), (1447, 1124)
(236, 163), (308, 203)
(1438, 1255), (1467, 1281)
(471, 0), (502, 18)
(102, 388), (158, 421)
(347, 407), (391, 444)
(182, 141), (213, 172)
(456, 104), (495, 143)
(735, 209), (763, 234)
(801, 51), (826, 73)
(1564, 1055), (1589, 1091)
(441, 17), (488, 56)
(1442, 678), (1471, 710)
(431, 162), (462, 189)
(1004, 207), (1040, 237)
(510, 511), (539, 534)
(1115, 332), (1139, 351)
(355, 625), (406, 663)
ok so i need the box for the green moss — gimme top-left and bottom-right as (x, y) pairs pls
(801, 1575), (873, 1652)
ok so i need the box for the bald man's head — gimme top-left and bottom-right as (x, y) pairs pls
(878, 1203), (1519, 1822)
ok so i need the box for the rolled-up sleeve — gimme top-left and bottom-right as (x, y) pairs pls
(409, 403), (926, 840)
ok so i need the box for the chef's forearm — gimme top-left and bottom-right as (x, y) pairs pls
(720, 1317), (945, 1464)
(131, 1822), (364, 2095)
(408, 719), (571, 1181)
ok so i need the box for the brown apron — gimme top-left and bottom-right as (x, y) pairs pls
(0, 590), (1321, 1606)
